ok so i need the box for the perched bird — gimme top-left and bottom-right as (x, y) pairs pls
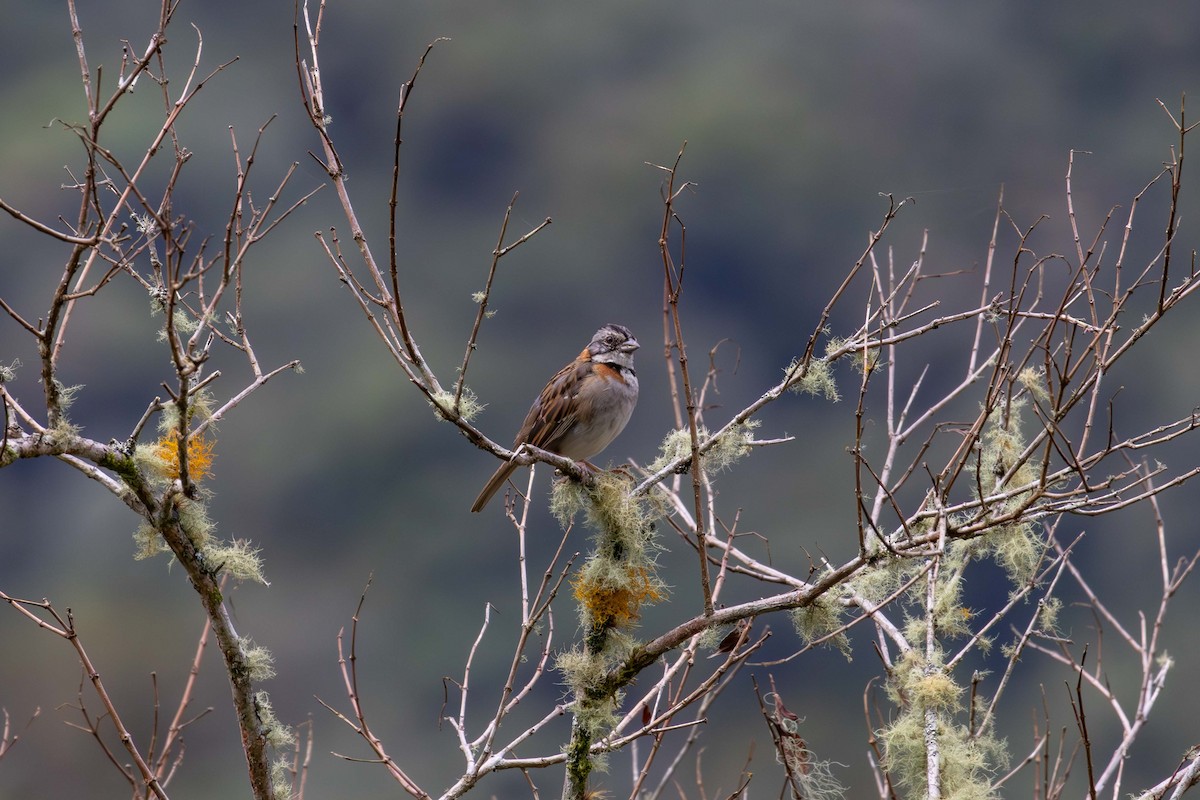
(471, 323), (640, 512)
(708, 617), (752, 658)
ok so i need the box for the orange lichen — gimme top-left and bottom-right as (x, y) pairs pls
(150, 433), (216, 481)
(573, 565), (664, 628)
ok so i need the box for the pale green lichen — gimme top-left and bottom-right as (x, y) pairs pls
(132, 521), (171, 561)
(952, 519), (1043, 597)
(253, 690), (294, 749)
(208, 539), (268, 585)
(549, 477), (589, 526)
(977, 398), (1040, 506)
(1017, 366), (1049, 403)
(878, 653), (1009, 799)
(430, 388), (484, 423)
(558, 472), (667, 632)
(557, 648), (610, 694)
(966, 398), (1048, 591)
(45, 381), (84, 440)
(0, 358), (19, 383)
(790, 594), (851, 659)
(1036, 596), (1062, 636)
(556, 468), (666, 795)
(132, 212), (160, 237)
(53, 379), (83, 411)
(132, 497), (266, 585)
(647, 420), (761, 475)
(704, 420), (760, 472)
(155, 391), (215, 433)
(243, 640), (278, 682)
(846, 554), (916, 606)
(270, 757), (295, 800)
(785, 356), (840, 402)
(156, 309), (198, 340)
(647, 428), (692, 474)
(177, 497), (214, 549)
(552, 472), (660, 551)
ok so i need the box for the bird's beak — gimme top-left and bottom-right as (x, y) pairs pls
(621, 337), (640, 353)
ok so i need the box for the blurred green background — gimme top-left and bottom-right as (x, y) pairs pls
(3, 1), (1200, 797)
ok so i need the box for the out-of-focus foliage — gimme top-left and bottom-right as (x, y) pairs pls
(2, 2), (1199, 798)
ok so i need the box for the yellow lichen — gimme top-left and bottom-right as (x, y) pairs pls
(572, 563), (665, 628)
(144, 433), (216, 482)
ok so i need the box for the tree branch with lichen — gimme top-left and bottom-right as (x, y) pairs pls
(1, 4), (311, 797)
(289, 7), (1200, 795)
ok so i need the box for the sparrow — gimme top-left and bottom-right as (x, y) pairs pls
(471, 323), (640, 512)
